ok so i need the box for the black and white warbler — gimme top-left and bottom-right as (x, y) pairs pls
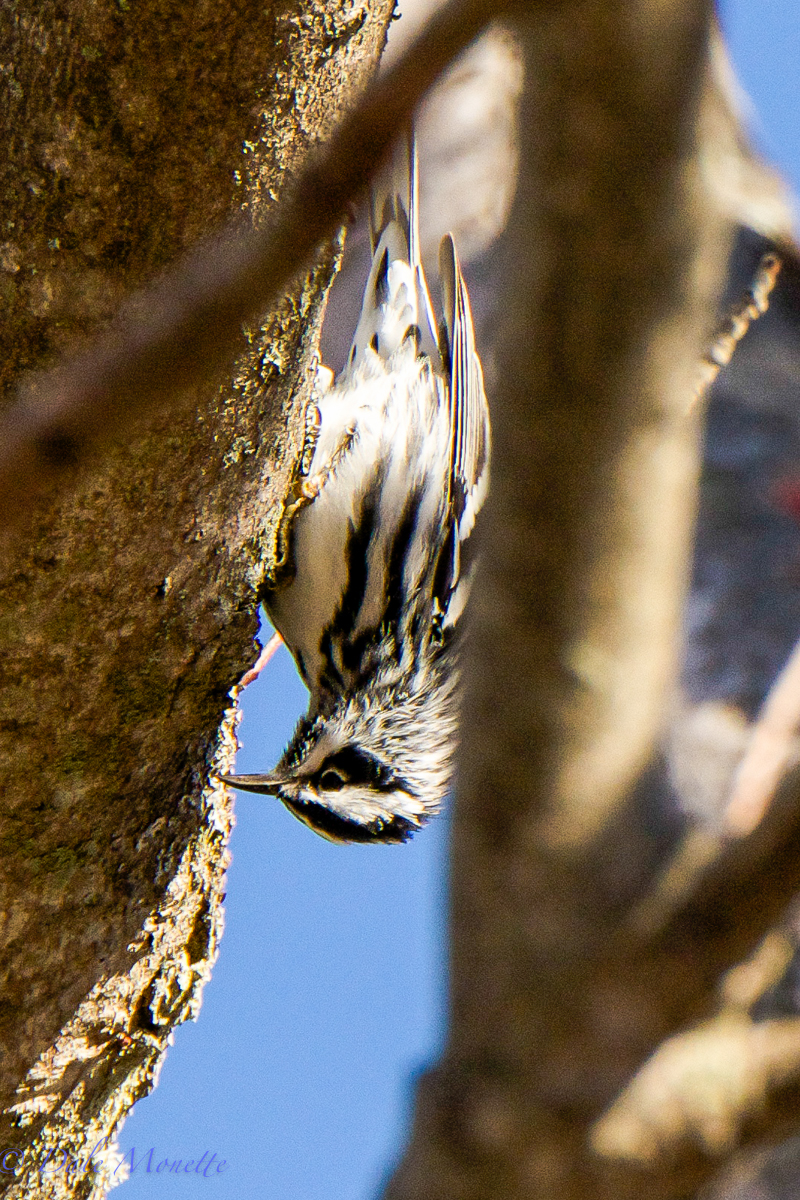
(221, 139), (490, 843)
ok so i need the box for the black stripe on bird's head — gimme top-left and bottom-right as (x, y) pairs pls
(281, 796), (420, 844)
(219, 741), (425, 844)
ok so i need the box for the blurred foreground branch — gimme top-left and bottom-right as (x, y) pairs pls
(384, 3), (800, 1200)
(0, 0), (534, 531)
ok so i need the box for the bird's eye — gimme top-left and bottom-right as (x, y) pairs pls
(319, 769), (346, 791)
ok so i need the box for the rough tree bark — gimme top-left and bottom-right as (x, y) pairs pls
(0, 1), (393, 1195)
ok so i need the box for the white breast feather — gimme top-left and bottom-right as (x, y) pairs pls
(269, 344), (450, 688)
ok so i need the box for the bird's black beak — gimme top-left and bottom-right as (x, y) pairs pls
(217, 772), (284, 796)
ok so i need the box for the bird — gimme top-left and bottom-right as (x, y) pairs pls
(220, 136), (490, 843)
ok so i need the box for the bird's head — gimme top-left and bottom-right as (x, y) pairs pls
(220, 677), (458, 843)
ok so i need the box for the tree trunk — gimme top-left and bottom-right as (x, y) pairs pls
(0, 2), (393, 1195)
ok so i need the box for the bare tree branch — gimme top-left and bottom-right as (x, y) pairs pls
(725, 634), (800, 839)
(380, 0), (800, 1196)
(691, 251), (781, 407)
(0, 0), (537, 532)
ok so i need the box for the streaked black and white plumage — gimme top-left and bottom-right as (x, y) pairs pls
(222, 139), (490, 843)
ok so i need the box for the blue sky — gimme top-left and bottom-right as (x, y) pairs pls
(719, 0), (800, 197)
(114, 5), (800, 1198)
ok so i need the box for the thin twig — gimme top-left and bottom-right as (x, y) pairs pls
(690, 251), (782, 408)
(628, 622), (800, 940)
(238, 631), (284, 689)
(625, 253), (786, 941)
(724, 634), (800, 836)
(0, 0), (532, 530)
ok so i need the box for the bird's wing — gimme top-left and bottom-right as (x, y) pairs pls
(438, 233), (490, 542)
(434, 234), (491, 632)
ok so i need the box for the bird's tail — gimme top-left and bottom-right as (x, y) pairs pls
(347, 133), (438, 370)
